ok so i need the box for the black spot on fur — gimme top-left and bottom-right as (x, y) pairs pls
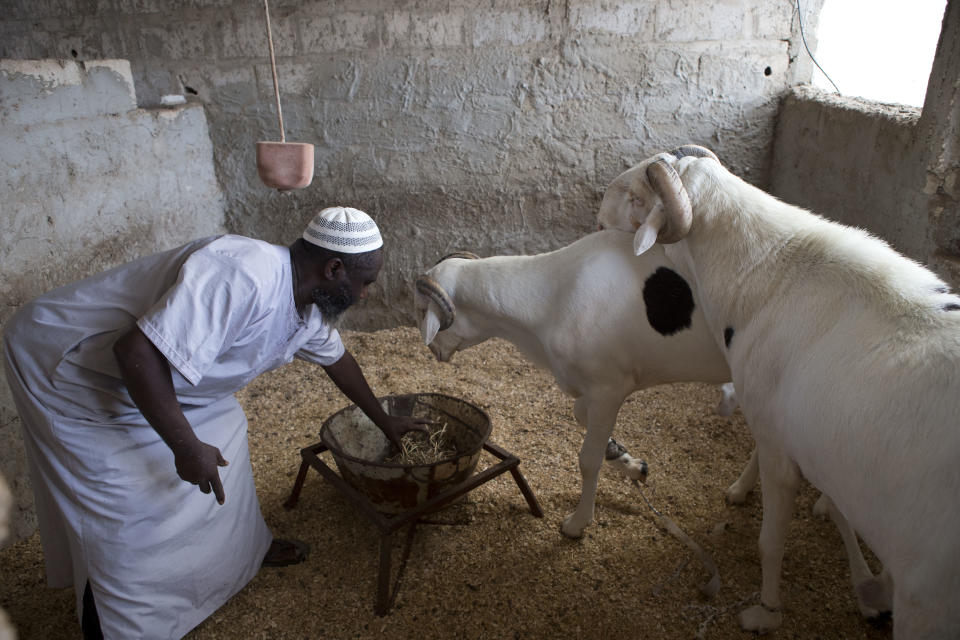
(945, 303), (960, 311)
(934, 286), (949, 294)
(724, 327), (734, 348)
(643, 267), (695, 336)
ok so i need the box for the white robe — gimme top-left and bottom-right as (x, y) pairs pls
(2, 235), (345, 639)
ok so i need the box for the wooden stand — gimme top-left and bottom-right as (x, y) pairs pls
(284, 440), (543, 615)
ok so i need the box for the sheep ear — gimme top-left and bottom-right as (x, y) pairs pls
(634, 224), (659, 256)
(421, 304), (441, 345)
(633, 205), (665, 256)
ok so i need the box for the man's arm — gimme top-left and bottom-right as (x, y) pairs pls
(322, 350), (429, 447)
(113, 326), (229, 504)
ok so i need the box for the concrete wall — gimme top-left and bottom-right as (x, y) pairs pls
(917, 0), (960, 285)
(1, 0), (823, 330)
(770, 0), (960, 288)
(770, 87), (927, 259)
(0, 59), (227, 543)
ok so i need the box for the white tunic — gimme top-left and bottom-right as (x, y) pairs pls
(2, 235), (345, 639)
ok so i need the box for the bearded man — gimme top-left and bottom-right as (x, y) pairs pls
(3, 206), (426, 639)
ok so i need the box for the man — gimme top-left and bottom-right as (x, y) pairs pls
(2, 207), (427, 639)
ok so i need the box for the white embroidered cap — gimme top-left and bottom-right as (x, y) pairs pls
(303, 206), (383, 253)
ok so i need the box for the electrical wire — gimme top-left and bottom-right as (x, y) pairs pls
(796, 0), (841, 94)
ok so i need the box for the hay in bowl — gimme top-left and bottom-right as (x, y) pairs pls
(320, 393), (491, 514)
(384, 423), (457, 465)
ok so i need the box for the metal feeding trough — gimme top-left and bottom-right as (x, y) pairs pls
(321, 393), (490, 513)
(284, 393), (543, 615)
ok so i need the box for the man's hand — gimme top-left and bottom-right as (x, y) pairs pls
(323, 351), (434, 449)
(322, 350), (439, 449)
(378, 414), (433, 450)
(115, 327), (230, 504)
(173, 439), (229, 504)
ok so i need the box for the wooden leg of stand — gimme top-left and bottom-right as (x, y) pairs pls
(375, 532), (393, 616)
(510, 466), (544, 517)
(283, 460), (311, 509)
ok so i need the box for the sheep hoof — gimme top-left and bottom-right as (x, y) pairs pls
(856, 576), (893, 617)
(856, 602), (882, 620)
(715, 400), (737, 417)
(561, 515), (587, 539)
(738, 604), (782, 634)
(725, 485), (749, 505)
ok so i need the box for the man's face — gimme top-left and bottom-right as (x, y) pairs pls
(311, 249), (384, 321)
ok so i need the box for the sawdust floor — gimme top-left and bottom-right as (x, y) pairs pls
(0, 327), (892, 639)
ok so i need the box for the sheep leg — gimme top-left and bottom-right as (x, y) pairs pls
(603, 438), (648, 482)
(713, 382), (758, 505)
(715, 381), (738, 416)
(574, 398), (646, 482)
(739, 444), (800, 634)
(726, 446), (759, 504)
(856, 569), (893, 616)
(812, 494), (890, 617)
(562, 396), (620, 539)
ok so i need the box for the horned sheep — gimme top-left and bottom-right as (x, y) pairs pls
(414, 231), (731, 540)
(597, 145), (959, 637)
(413, 231), (890, 620)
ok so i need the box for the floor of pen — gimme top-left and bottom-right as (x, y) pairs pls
(0, 326), (892, 639)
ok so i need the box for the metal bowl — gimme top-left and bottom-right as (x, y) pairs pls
(320, 393), (492, 514)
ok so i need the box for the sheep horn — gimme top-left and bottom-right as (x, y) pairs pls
(415, 275), (456, 331)
(435, 251), (480, 265)
(646, 159), (692, 244)
(670, 145), (719, 163)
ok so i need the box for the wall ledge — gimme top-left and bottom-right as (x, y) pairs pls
(785, 84), (921, 124)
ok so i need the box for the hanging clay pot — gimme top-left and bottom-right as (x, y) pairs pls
(256, 0), (314, 191)
(256, 141), (313, 191)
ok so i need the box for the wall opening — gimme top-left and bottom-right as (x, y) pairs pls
(810, 0), (946, 106)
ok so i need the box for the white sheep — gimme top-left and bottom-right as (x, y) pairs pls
(415, 231), (890, 618)
(597, 144), (958, 637)
(714, 386), (892, 619)
(414, 232), (731, 540)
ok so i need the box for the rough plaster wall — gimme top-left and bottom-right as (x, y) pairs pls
(770, 87), (928, 259)
(1, 0), (823, 330)
(917, 0), (960, 286)
(770, 0), (959, 289)
(0, 59), (227, 544)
